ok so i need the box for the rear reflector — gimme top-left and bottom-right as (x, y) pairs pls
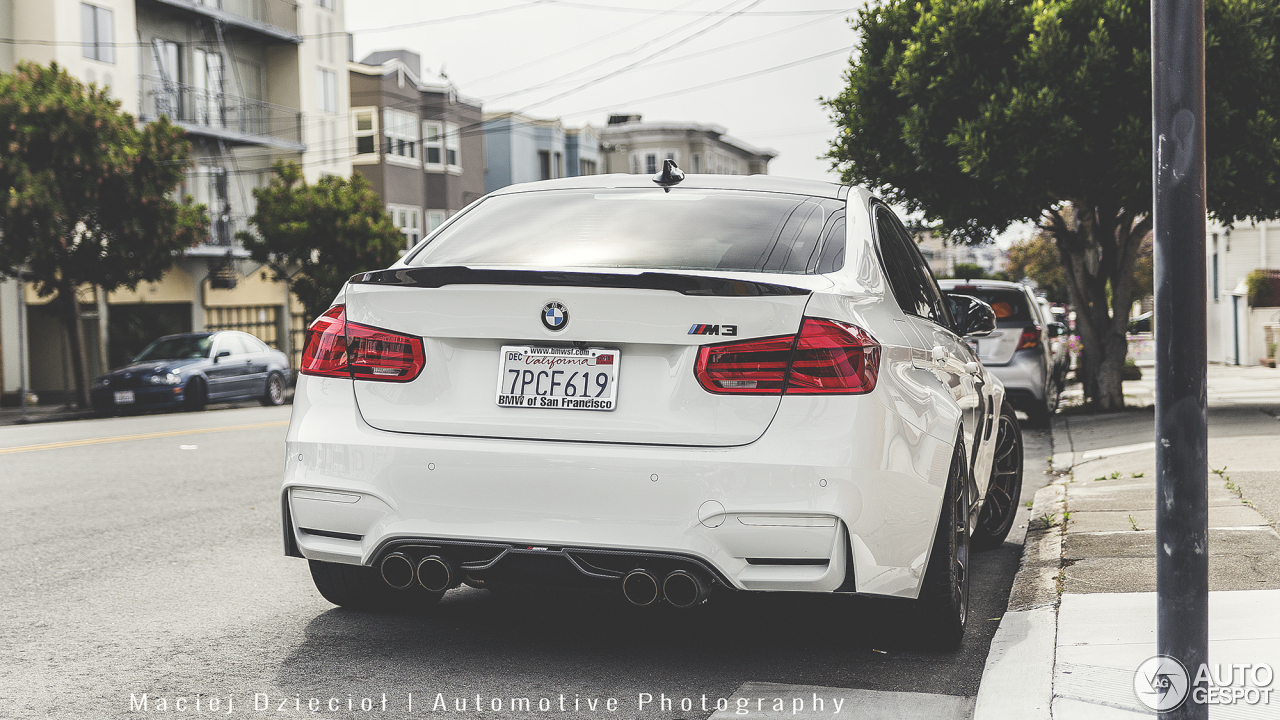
(695, 318), (879, 396)
(1017, 326), (1041, 350)
(299, 305), (425, 382)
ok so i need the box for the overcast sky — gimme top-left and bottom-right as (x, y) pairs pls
(346, 0), (1035, 247)
(347, 0), (858, 182)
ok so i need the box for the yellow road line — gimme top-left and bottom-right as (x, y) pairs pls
(0, 420), (290, 456)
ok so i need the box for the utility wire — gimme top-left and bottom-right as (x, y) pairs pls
(514, 0), (766, 113)
(455, 0), (703, 86)
(485, 0), (752, 103)
(481, 9), (846, 98)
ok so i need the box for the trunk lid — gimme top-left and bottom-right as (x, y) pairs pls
(344, 268), (824, 446)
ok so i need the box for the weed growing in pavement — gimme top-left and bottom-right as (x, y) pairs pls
(1131, 472), (1145, 478)
(1212, 466), (1228, 477)
(1025, 500), (1034, 509)
(1128, 514), (1141, 531)
(1109, 471), (1122, 479)
(1062, 511), (1073, 524)
(1220, 472), (1259, 510)
(1094, 476), (1107, 481)
(1035, 512), (1058, 529)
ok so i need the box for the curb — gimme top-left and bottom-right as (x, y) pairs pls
(973, 423), (1069, 720)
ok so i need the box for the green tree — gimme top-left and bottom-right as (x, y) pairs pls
(824, 0), (1280, 410)
(0, 62), (206, 408)
(239, 162), (405, 322)
(947, 263), (992, 281)
(1004, 234), (1070, 304)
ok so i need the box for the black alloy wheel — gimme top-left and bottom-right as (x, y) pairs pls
(917, 444), (971, 649)
(972, 402), (1024, 550)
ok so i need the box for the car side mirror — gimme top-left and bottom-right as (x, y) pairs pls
(946, 294), (997, 337)
(1049, 322), (1067, 338)
(214, 350), (231, 363)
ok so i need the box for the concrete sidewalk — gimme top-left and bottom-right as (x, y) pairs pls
(977, 364), (1280, 719)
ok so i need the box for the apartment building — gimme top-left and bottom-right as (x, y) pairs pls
(349, 49), (484, 247)
(598, 114), (775, 177)
(0, 0), (349, 403)
(482, 111), (600, 193)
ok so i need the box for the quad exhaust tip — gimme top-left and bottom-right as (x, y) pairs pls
(416, 555), (458, 593)
(379, 552), (415, 590)
(621, 569), (661, 606)
(662, 570), (709, 609)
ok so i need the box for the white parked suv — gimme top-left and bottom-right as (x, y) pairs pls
(281, 168), (1025, 647)
(938, 279), (1065, 427)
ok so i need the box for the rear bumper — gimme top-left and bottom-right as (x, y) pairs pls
(281, 375), (954, 599)
(987, 350), (1047, 404)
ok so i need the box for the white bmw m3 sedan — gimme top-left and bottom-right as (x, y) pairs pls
(281, 165), (1024, 647)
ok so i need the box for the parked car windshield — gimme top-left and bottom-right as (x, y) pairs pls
(946, 287), (1035, 324)
(407, 188), (845, 274)
(134, 335), (213, 361)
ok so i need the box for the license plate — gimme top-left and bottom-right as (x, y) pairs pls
(114, 390), (135, 405)
(496, 346), (619, 411)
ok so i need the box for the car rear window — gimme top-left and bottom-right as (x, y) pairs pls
(946, 287), (1035, 323)
(406, 188), (846, 274)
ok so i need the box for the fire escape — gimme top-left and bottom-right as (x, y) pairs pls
(138, 0), (305, 285)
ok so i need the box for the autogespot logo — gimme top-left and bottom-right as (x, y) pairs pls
(1135, 655), (1190, 711)
(541, 301), (569, 332)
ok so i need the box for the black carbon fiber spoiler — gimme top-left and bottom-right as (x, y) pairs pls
(350, 266), (812, 297)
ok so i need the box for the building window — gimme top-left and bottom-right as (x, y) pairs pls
(316, 69), (337, 113)
(352, 107), (378, 156)
(387, 203), (420, 247)
(423, 121), (443, 165)
(81, 4), (114, 64)
(427, 210), (446, 233)
(445, 123), (460, 167)
(690, 153), (700, 173)
(553, 152), (563, 179)
(580, 159), (596, 176)
(538, 150), (552, 181)
(317, 0), (334, 8)
(384, 108), (418, 160)
(645, 152), (658, 175)
(424, 122), (460, 169)
(1212, 233), (1219, 301)
(192, 49), (224, 127)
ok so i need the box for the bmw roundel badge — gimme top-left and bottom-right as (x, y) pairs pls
(541, 301), (569, 331)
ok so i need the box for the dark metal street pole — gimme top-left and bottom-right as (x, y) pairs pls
(1152, 0), (1208, 715)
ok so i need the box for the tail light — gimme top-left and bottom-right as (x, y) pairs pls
(300, 306), (348, 378)
(694, 335), (794, 394)
(300, 305), (425, 382)
(785, 318), (880, 394)
(695, 318), (880, 395)
(1017, 326), (1041, 350)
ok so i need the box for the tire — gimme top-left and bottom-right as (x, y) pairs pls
(182, 377), (207, 412)
(917, 444), (971, 649)
(308, 559), (442, 613)
(972, 402), (1024, 550)
(261, 371), (285, 406)
(1023, 400), (1051, 429)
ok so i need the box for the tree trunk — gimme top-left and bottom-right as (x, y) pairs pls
(58, 281), (92, 409)
(1048, 203), (1149, 412)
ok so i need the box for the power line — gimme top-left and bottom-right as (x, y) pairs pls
(559, 44), (854, 118)
(461, 0), (704, 87)
(485, 0), (751, 103)
(480, 9), (846, 98)
(514, 0), (767, 113)
(524, 1), (855, 16)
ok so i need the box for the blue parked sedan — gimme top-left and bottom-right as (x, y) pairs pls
(91, 331), (291, 414)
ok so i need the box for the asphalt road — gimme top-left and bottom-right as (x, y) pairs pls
(0, 405), (1052, 719)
